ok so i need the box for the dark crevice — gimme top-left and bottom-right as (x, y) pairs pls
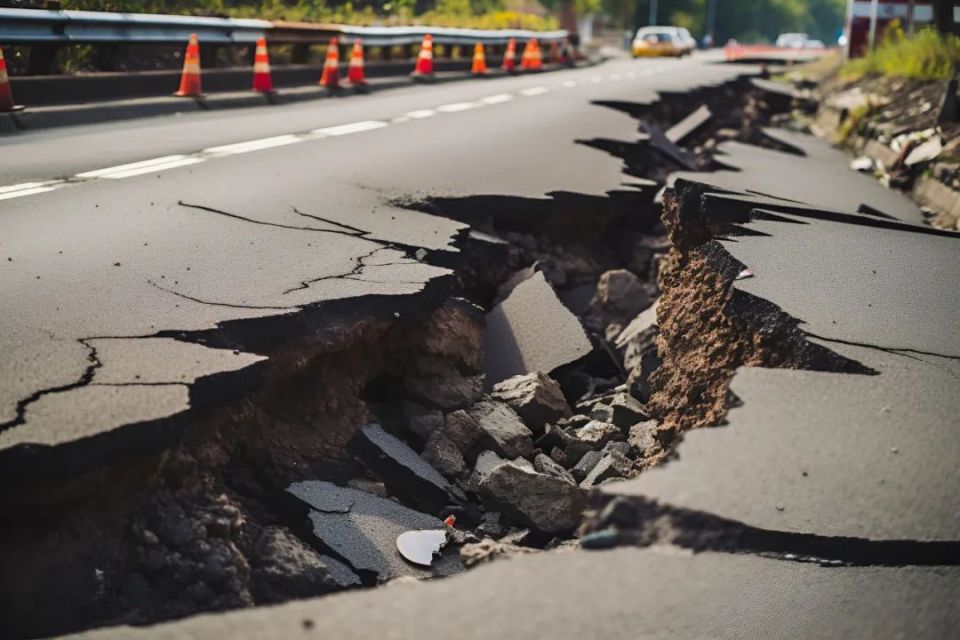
(585, 497), (960, 567)
(281, 246), (398, 295)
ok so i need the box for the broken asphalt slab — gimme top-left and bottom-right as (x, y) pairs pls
(287, 480), (462, 582)
(67, 547), (960, 640)
(483, 271), (592, 386)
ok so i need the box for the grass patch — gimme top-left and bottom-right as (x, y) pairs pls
(844, 22), (960, 80)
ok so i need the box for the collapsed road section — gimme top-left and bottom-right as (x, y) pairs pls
(3, 66), (959, 640)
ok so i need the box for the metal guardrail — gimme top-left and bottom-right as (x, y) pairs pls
(0, 8), (568, 46)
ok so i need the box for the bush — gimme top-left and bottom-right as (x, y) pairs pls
(845, 22), (960, 80)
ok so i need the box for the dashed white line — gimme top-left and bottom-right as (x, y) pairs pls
(560, 80), (577, 88)
(75, 155), (204, 180)
(312, 120), (388, 136)
(404, 109), (438, 119)
(480, 93), (513, 105)
(626, 71), (637, 78)
(590, 75), (603, 83)
(609, 73), (622, 80)
(203, 135), (301, 157)
(436, 101), (482, 113)
(0, 181), (66, 201)
(519, 86), (548, 97)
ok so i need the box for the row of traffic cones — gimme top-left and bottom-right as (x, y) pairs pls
(1, 34), (568, 112)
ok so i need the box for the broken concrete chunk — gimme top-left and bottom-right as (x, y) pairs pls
(588, 269), (656, 330)
(626, 346), (661, 404)
(251, 526), (360, 603)
(443, 409), (484, 455)
(628, 420), (663, 458)
(905, 136), (943, 166)
(478, 462), (586, 534)
(396, 529), (449, 567)
(404, 371), (484, 410)
(421, 431), (466, 478)
(406, 408), (445, 441)
(466, 450), (508, 493)
(460, 537), (538, 568)
(467, 400), (535, 459)
(349, 424), (451, 512)
(490, 371), (572, 434)
(287, 481), (356, 513)
(589, 393), (649, 429)
(477, 511), (504, 538)
(533, 453), (576, 485)
(288, 481), (462, 582)
(574, 421), (623, 449)
(666, 104), (712, 145)
(602, 441), (632, 457)
(580, 452), (633, 489)
(571, 450), (602, 483)
(346, 478), (388, 498)
(484, 271), (592, 385)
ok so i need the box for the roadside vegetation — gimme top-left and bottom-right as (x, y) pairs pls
(844, 21), (960, 80)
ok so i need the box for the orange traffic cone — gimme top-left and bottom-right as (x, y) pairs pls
(174, 33), (203, 97)
(0, 49), (24, 113)
(347, 40), (367, 87)
(471, 43), (488, 76)
(320, 37), (340, 89)
(251, 38), (274, 94)
(411, 34), (434, 79)
(528, 39), (544, 71)
(502, 38), (517, 73)
(520, 38), (534, 71)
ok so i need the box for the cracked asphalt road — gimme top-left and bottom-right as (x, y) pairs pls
(0, 55), (745, 479)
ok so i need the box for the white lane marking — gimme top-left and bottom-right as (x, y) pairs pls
(312, 120), (388, 136)
(561, 80), (577, 88)
(590, 75), (603, 83)
(436, 101), (481, 113)
(520, 86), (548, 97)
(609, 73), (622, 80)
(0, 181), (65, 201)
(75, 155), (204, 180)
(626, 71), (637, 78)
(203, 135), (301, 157)
(405, 109), (437, 119)
(480, 93), (513, 105)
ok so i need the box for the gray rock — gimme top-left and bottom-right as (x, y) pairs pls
(346, 478), (388, 499)
(478, 462), (587, 534)
(590, 393), (649, 429)
(574, 421), (623, 449)
(491, 372), (572, 434)
(571, 450), (603, 483)
(251, 527), (360, 603)
(349, 424), (451, 512)
(407, 410), (445, 441)
(466, 450), (508, 493)
(421, 431), (466, 478)
(588, 269), (655, 329)
(443, 409), (484, 455)
(288, 481), (462, 582)
(477, 512), (504, 538)
(626, 348), (661, 404)
(549, 446), (568, 467)
(580, 452), (633, 489)
(533, 453), (576, 485)
(404, 371), (484, 410)
(628, 420), (663, 458)
(602, 441), (632, 457)
(467, 400), (535, 459)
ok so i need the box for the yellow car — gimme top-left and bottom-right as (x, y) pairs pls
(632, 26), (696, 58)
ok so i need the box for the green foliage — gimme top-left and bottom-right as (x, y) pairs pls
(61, 1), (556, 29)
(844, 23), (960, 80)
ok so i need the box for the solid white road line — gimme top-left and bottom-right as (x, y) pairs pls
(436, 102), (481, 113)
(0, 181), (65, 201)
(519, 86), (548, 96)
(312, 120), (388, 136)
(479, 93), (513, 105)
(203, 135), (301, 157)
(75, 155), (204, 180)
(404, 109), (438, 119)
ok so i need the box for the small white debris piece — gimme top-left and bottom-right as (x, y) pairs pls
(850, 156), (874, 172)
(736, 268), (754, 281)
(396, 529), (448, 567)
(415, 248), (428, 261)
(905, 137), (943, 166)
(393, 312), (400, 318)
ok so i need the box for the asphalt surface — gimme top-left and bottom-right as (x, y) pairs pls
(0, 54), (746, 479)
(7, 51), (960, 638)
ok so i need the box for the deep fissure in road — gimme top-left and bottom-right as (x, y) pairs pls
(1, 75), (911, 640)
